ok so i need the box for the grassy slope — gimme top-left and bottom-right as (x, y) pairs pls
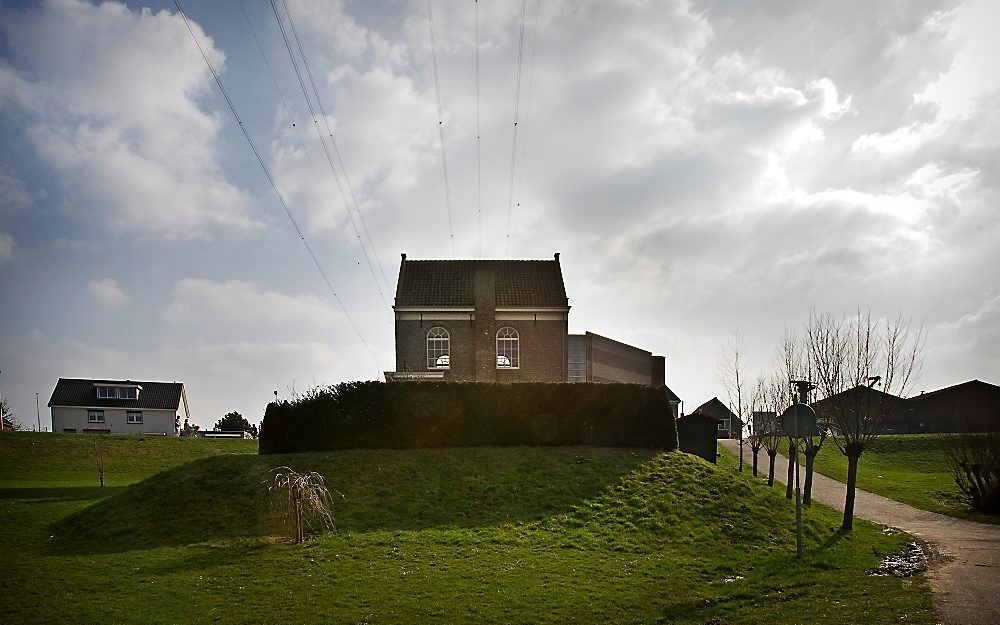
(1, 432), (935, 625)
(780, 434), (998, 524)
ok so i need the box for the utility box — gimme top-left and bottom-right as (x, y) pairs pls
(677, 412), (720, 464)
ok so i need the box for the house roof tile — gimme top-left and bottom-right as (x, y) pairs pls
(48, 378), (184, 410)
(394, 257), (569, 308)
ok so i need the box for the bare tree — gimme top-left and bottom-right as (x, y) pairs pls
(806, 311), (924, 530)
(757, 374), (787, 488)
(747, 377), (765, 477)
(776, 330), (828, 506)
(267, 466), (339, 544)
(95, 438), (105, 487)
(719, 334), (750, 472)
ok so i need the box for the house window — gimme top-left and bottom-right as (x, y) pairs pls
(496, 327), (519, 369)
(96, 386), (138, 399)
(718, 418), (730, 433)
(427, 327), (451, 369)
(88, 410), (105, 423)
(127, 411), (143, 424)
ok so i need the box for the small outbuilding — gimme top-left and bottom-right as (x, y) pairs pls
(677, 412), (720, 464)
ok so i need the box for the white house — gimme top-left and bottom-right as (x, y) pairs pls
(48, 378), (190, 436)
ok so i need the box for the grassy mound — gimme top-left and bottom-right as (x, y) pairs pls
(52, 447), (659, 552)
(2, 433), (936, 624)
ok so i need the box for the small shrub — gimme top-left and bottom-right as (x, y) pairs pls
(266, 466), (339, 543)
(942, 431), (1000, 514)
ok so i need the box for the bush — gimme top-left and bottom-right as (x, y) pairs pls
(260, 381), (677, 454)
(943, 431), (1000, 514)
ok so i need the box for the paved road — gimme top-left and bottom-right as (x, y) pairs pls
(720, 439), (1000, 625)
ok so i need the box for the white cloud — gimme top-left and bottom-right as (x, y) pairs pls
(0, 232), (14, 265)
(88, 278), (129, 308)
(0, 0), (259, 238)
(164, 278), (340, 327)
(0, 165), (33, 214)
(919, 0), (1000, 118)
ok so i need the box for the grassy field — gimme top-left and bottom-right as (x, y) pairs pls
(1, 432), (936, 624)
(778, 434), (998, 524)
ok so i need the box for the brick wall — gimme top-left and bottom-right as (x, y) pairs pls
(395, 317), (476, 381)
(395, 316), (566, 382)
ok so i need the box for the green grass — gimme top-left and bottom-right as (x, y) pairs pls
(1, 432), (936, 624)
(779, 434), (998, 524)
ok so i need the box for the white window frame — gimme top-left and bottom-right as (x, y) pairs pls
(718, 418), (730, 432)
(96, 386), (139, 400)
(496, 326), (520, 369)
(88, 410), (105, 423)
(126, 411), (143, 424)
(426, 327), (451, 370)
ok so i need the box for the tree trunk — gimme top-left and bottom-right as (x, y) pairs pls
(785, 444), (795, 499)
(803, 452), (815, 506)
(752, 447), (759, 477)
(295, 500), (303, 543)
(842, 453), (860, 531)
(767, 451), (776, 487)
(739, 435), (744, 472)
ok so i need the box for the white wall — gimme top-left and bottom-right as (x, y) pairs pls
(51, 406), (179, 435)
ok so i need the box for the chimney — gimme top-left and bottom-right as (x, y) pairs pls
(554, 252), (560, 262)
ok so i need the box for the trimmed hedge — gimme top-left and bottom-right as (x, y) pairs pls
(260, 381), (677, 454)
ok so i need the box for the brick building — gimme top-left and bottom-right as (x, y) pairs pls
(390, 254), (570, 382)
(387, 253), (676, 397)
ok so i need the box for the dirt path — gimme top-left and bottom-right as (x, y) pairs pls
(720, 439), (1000, 625)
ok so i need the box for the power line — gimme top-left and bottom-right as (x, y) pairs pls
(278, 0), (393, 296)
(172, 0), (383, 376)
(426, 0), (456, 256)
(515, 1), (541, 220)
(266, 0), (391, 311)
(475, 0), (482, 258)
(506, 0), (528, 257)
(235, 0), (380, 305)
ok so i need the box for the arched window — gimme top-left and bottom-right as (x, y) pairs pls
(496, 326), (519, 369)
(427, 327), (450, 369)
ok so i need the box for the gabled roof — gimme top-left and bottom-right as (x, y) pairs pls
(692, 397), (739, 422)
(394, 255), (569, 308)
(811, 385), (908, 407)
(662, 384), (681, 403)
(48, 378), (184, 410)
(913, 379), (1000, 401)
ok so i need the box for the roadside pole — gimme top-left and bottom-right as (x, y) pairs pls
(783, 380), (817, 559)
(794, 410), (802, 558)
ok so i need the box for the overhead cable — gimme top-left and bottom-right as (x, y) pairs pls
(277, 0), (393, 296)
(505, 0), (528, 257)
(235, 0), (376, 305)
(475, 0), (482, 257)
(426, 0), (456, 256)
(267, 0), (391, 311)
(515, 1), (541, 222)
(172, 0), (383, 375)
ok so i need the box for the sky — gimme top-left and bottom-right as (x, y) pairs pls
(0, 0), (998, 430)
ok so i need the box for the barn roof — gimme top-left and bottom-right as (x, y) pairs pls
(394, 255), (569, 308)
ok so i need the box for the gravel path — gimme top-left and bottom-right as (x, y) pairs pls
(720, 439), (1000, 625)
